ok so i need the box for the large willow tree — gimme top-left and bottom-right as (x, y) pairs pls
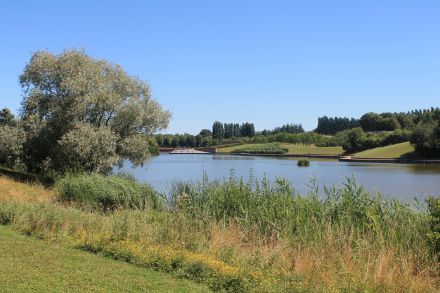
(19, 49), (171, 173)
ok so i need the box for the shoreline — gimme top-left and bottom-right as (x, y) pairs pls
(159, 148), (440, 164)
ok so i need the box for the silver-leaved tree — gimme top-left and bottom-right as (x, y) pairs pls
(17, 49), (170, 173)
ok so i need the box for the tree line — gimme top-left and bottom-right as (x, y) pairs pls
(315, 117), (359, 135)
(261, 123), (304, 135)
(212, 121), (256, 139)
(359, 108), (440, 132)
(155, 133), (212, 148)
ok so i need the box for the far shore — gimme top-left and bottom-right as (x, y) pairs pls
(159, 147), (440, 164)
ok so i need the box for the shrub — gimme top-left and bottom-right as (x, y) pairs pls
(297, 159), (310, 167)
(57, 173), (163, 211)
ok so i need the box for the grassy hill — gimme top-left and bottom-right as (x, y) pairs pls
(354, 141), (415, 158)
(218, 143), (343, 155)
(0, 225), (209, 293)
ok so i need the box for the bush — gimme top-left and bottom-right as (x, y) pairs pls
(57, 173), (163, 211)
(297, 159), (310, 167)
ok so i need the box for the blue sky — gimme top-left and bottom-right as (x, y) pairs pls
(1, 0), (439, 134)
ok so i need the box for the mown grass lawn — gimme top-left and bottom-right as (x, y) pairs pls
(218, 143), (343, 155)
(0, 225), (210, 293)
(354, 142), (415, 158)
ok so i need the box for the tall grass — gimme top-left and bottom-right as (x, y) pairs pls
(0, 174), (438, 292)
(57, 173), (164, 211)
(171, 176), (431, 254)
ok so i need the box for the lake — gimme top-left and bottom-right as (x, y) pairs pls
(117, 153), (440, 200)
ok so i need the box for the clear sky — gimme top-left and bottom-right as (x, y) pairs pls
(1, 0), (439, 134)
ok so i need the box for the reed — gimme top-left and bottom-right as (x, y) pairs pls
(0, 174), (438, 292)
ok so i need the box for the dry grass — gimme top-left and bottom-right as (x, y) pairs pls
(0, 176), (55, 203)
(0, 176), (438, 292)
(206, 223), (439, 292)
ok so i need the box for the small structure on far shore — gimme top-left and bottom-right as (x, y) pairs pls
(169, 148), (210, 154)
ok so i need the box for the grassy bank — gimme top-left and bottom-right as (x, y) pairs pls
(354, 141), (415, 158)
(218, 143), (343, 155)
(0, 225), (209, 292)
(0, 174), (438, 292)
(231, 143), (288, 154)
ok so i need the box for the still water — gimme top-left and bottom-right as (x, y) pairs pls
(117, 153), (440, 200)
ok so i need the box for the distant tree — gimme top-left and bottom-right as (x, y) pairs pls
(178, 135), (187, 147)
(163, 136), (171, 147)
(201, 136), (212, 147)
(0, 108), (16, 126)
(199, 129), (212, 137)
(233, 123), (241, 137)
(250, 123), (256, 137)
(186, 135), (196, 148)
(155, 135), (164, 147)
(239, 122), (256, 137)
(380, 116), (401, 131)
(212, 121), (224, 139)
(315, 116), (359, 135)
(224, 123), (235, 138)
(360, 113), (381, 132)
(410, 114), (440, 157)
(171, 137), (179, 147)
(195, 135), (202, 147)
(19, 49), (170, 173)
(341, 128), (367, 153)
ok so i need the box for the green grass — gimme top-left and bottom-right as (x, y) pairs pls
(57, 173), (163, 211)
(1, 174), (438, 292)
(218, 143), (343, 155)
(0, 225), (209, 293)
(354, 141), (415, 158)
(231, 143), (288, 154)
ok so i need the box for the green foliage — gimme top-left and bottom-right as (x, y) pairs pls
(359, 108), (440, 132)
(315, 116), (359, 135)
(341, 128), (367, 153)
(0, 125), (26, 168)
(339, 128), (411, 153)
(0, 108), (16, 126)
(232, 143), (288, 154)
(171, 176), (430, 250)
(261, 123), (304, 135)
(57, 173), (163, 211)
(360, 112), (401, 131)
(199, 129), (212, 136)
(54, 123), (119, 173)
(212, 121), (224, 139)
(426, 196), (440, 258)
(18, 49), (170, 173)
(257, 131), (339, 146)
(410, 117), (440, 157)
(297, 159), (310, 167)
